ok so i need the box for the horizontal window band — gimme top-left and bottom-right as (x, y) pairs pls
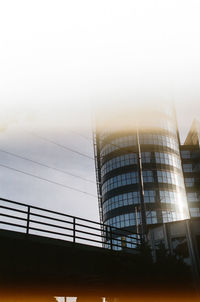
(102, 164), (182, 183)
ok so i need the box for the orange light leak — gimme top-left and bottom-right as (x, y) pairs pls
(0, 294), (200, 302)
(1, 287), (200, 302)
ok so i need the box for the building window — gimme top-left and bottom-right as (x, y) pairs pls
(101, 153), (137, 176)
(142, 170), (154, 182)
(139, 134), (179, 152)
(103, 191), (140, 213)
(162, 211), (180, 223)
(185, 177), (195, 187)
(183, 164), (193, 172)
(159, 190), (187, 205)
(190, 208), (200, 217)
(102, 172), (139, 194)
(141, 152), (152, 163)
(155, 152), (181, 169)
(101, 136), (137, 156)
(146, 211), (157, 224)
(181, 150), (190, 159)
(144, 190), (156, 203)
(105, 212), (141, 228)
(157, 171), (184, 188)
(104, 235), (139, 251)
(187, 192), (198, 202)
(160, 190), (176, 203)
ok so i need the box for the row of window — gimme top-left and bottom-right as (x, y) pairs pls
(146, 211), (157, 224)
(103, 190), (187, 214)
(157, 170), (185, 188)
(181, 150), (200, 160)
(101, 136), (136, 156)
(100, 134), (179, 157)
(160, 190), (187, 204)
(181, 150), (191, 159)
(190, 208), (200, 217)
(143, 170), (154, 182)
(187, 192), (199, 202)
(139, 134), (179, 152)
(101, 151), (182, 177)
(105, 212), (141, 228)
(99, 114), (176, 142)
(185, 177), (195, 187)
(104, 210), (182, 228)
(162, 211), (182, 223)
(102, 170), (185, 194)
(183, 163), (193, 172)
(101, 153), (137, 176)
(104, 235), (139, 250)
(102, 172), (139, 194)
(103, 191), (140, 213)
(142, 151), (181, 168)
(154, 152), (181, 169)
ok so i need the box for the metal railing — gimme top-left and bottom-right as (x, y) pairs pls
(0, 197), (141, 250)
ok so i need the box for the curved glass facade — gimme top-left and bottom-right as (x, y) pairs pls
(101, 151), (182, 176)
(102, 172), (139, 194)
(101, 153), (137, 176)
(103, 191), (140, 213)
(100, 134), (179, 157)
(94, 103), (190, 243)
(99, 114), (177, 142)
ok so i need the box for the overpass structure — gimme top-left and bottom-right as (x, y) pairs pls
(0, 197), (143, 297)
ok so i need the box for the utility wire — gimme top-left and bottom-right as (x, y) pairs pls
(68, 130), (92, 142)
(73, 129), (137, 158)
(0, 163), (97, 198)
(30, 132), (94, 160)
(29, 130), (128, 164)
(68, 129), (135, 161)
(0, 149), (95, 184)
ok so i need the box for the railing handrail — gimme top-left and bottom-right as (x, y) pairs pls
(0, 197), (141, 249)
(0, 197), (140, 237)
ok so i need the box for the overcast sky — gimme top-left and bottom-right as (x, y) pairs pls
(0, 0), (200, 223)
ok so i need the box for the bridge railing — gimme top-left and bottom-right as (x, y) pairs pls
(0, 197), (141, 250)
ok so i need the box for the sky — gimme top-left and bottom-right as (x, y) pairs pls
(0, 0), (200, 223)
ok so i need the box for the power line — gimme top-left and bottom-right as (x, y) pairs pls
(0, 149), (95, 184)
(69, 129), (131, 159)
(0, 163), (97, 198)
(70, 129), (133, 162)
(30, 132), (94, 160)
(73, 129), (137, 158)
(68, 130), (92, 142)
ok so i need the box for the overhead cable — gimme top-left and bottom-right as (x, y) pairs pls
(30, 132), (94, 160)
(0, 149), (95, 184)
(0, 163), (97, 198)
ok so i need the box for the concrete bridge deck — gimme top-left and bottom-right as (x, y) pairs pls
(0, 229), (142, 297)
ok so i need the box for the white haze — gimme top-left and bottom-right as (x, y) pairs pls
(0, 0), (200, 221)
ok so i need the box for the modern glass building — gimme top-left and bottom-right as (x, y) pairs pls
(94, 103), (190, 246)
(180, 120), (200, 218)
(147, 120), (200, 268)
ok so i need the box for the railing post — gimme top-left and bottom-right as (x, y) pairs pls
(73, 217), (76, 243)
(110, 226), (113, 250)
(26, 206), (30, 235)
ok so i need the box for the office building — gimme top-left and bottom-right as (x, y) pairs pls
(181, 120), (200, 219)
(93, 103), (190, 249)
(148, 120), (200, 269)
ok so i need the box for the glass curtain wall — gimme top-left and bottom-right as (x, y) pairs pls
(94, 103), (189, 249)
